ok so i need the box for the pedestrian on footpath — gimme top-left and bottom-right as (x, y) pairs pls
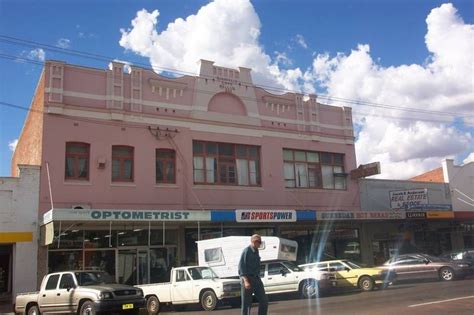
(238, 234), (268, 315)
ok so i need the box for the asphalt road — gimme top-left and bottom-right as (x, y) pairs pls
(156, 278), (474, 315)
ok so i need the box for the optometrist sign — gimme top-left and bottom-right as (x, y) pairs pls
(390, 189), (428, 210)
(43, 208), (211, 222)
(236, 210), (296, 222)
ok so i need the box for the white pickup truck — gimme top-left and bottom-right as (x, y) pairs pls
(15, 270), (145, 315)
(136, 266), (241, 314)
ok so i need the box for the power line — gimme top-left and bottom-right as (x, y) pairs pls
(1, 34), (473, 119)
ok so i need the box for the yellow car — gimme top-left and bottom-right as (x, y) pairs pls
(299, 260), (395, 291)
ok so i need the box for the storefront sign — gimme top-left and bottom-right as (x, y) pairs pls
(43, 208), (211, 222)
(408, 204), (452, 211)
(354, 211), (405, 220)
(318, 211), (405, 220)
(317, 211), (355, 220)
(406, 211), (427, 219)
(426, 211), (454, 219)
(236, 210), (296, 222)
(350, 162), (381, 179)
(390, 189), (428, 210)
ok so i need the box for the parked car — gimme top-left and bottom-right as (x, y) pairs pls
(259, 260), (334, 298)
(299, 260), (395, 291)
(379, 253), (471, 281)
(15, 271), (145, 315)
(441, 249), (474, 270)
(136, 266), (240, 313)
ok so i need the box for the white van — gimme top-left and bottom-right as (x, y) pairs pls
(196, 236), (298, 278)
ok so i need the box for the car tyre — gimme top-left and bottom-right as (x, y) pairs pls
(27, 304), (41, 315)
(439, 267), (455, 281)
(146, 295), (160, 314)
(79, 300), (96, 315)
(200, 290), (217, 311)
(300, 279), (319, 299)
(358, 276), (374, 292)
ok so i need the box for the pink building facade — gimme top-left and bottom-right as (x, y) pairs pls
(13, 60), (362, 284)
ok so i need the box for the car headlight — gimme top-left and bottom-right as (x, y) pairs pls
(99, 291), (113, 300)
(223, 285), (233, 292)
(136, 289), (144, 297)
(457, 264), (469, 268)
(319, 273), (330, 280)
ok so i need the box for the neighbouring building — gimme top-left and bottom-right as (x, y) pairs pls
(0, 165), (40, 302)
(12, 60), (361, 284)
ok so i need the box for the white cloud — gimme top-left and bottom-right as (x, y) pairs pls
(8, 139), (18, 152)
(26, 48), (45, 62)
(119, 0), (304, 91)
(305, 3), (473, 179)
(295, 34), (308, 49)
(56, 38), (71, 49)
(463, 152), (474, 164)
(119, 1), (473, 179)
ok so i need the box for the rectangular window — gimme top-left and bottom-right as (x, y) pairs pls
(112, 146), (134, 182)
(45, 274), (60, 290)
(204, 248), (223, 263)
(65, 142), (90, 180)
(193, 141), (260, 186)
(156, 149), (176, 184)
(283, 149), (346, 190)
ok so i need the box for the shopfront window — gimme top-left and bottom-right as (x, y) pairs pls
(49, 251), (83, 272)
(84, 250), (115, 277)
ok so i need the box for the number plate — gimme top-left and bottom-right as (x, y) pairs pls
(122, 304), (134, 310)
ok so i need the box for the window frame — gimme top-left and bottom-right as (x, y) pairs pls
(111, 145), (134, 182)
(193, 141), (261, 187)
(155, 149), (176, 184)
(65, 142), (90, 181)
(283, 149), (346, 190)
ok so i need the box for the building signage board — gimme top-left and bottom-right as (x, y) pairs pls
(390, 189), (428, 210)
(350, 162), (381, 179)
(44, 208), (211, 222)
(426, 211), (454, 219)
(236, 210), (296, 222)
(318, 211), (405, 220)
(406, 211), (427, 219)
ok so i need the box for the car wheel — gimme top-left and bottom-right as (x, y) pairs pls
(300, 279), (319, 299)
(200, 290), (217, 311)
(79, 300), (96, 315)
(27, 304), (41, 315)
(146, 295), (160, 314)
(358, 276), (374, 291)
(439, 267), (455, 281)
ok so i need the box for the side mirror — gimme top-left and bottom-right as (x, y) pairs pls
(424, 259), (430, 264)
(280, 269), (288, 276)
(66, 284), (76, 291)
(345, 267), (351, 272)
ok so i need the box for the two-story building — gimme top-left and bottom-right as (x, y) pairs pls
(12, 59), (361, 284)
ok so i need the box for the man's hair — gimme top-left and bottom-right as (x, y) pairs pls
(251, 234), (261, 241)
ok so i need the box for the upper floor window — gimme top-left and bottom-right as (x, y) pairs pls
(112, 146), (134, 182)
(193, 141), (260, 186)
(156, 149), (176, 184)
(283, 149), (346, 190)
(65, 142), (90, 180)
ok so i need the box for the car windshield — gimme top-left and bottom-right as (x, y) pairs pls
(423, 254), (447, 262)
(75, 272), (115, 286)
(282, 261), (303, 272)
(188, 267), (218, 280)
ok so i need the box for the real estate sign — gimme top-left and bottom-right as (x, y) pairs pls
(390, 189), (428, 210)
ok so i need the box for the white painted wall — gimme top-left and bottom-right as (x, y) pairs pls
(0, 165), (40, 297)
(443, 159), (474, 212)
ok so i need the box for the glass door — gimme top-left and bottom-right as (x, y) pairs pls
(118, 249), (138, 285)
(138, 250), (149, 285)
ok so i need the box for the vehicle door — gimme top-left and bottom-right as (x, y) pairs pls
(37, 274), (60, 313)
(409, 255), (438, 279)
(264, 262), (295, 293)
(329, 262), (353, 287)
(171, 269), (194, 303)
(56, 273), (77, 312)
(387, 255), (419, 281)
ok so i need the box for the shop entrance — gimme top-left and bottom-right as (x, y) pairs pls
(118, 247), (177, 285)
(0, 245), (12, 298)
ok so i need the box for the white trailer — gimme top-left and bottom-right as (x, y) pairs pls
(196, 236), (298, 278)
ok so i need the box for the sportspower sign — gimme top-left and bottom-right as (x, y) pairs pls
(42, 208), (211, 223)
(236, 209), (296, 222)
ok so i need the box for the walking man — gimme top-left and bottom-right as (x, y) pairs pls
(238, 234), (268, 315)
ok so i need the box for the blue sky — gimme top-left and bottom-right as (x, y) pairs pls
(1, 0), (473, 178)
